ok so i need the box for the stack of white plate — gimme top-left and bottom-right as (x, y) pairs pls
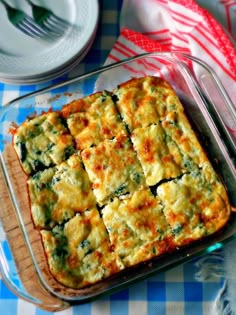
(0, 0), (99, 84)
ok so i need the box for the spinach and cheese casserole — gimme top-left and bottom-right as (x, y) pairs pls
(13, 76), (231, 289)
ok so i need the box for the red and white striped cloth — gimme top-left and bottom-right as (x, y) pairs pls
(105, 0), (236, 137)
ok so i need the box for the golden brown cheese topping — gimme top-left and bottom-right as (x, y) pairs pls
(61, 91), (127, 150)
(131, 123), (181, 185)
(102, 188), (175, 267)
(28, 153), (96, 228)
(13, 112), (75, 175)
(40, 208), (124, 289)
(156, 164), (231, 246)
(113, 76), (183, 132)
(161, 111), (209, 171)
(13, 75), (232, 290)
(81, 133), (146, 205)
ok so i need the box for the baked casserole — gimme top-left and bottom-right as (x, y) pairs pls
(12, 76), (231, 289)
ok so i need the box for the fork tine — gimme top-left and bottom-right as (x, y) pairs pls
(18, 21), (56, 41)
(48, 14), (71, 28)
(19, 20), (45, 37)
(16, 22), (40, 38)
(1, 0), (51, 39)
(42, 19), (66, 36)
(23, 17), (48, 36)
(41, 21), (63, 36)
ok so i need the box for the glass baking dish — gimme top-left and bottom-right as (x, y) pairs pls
(0, 52), (235, 311)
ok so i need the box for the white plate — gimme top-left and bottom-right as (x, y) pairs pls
(0, 35), (95, 85)
(1, 25), (98, 85)
(0, 0), (99, 83)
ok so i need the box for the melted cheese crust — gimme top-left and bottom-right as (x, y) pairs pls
(28, 167), (57, 228)
(28, 153), (96, 228)
(131, 124), (181, 185)
(81, 134), (146, 205)
(102, 188), (175, 267)
(40, 208), (123, 288)
(114, 76), (183, 132)
(131, 108), (209, 186)
(13, 112), (75, 175)
(161, 111), (208, 172)
(13, 75), (232, 289)
(157, 164), (231, 246)
(61, 91), (127, 150)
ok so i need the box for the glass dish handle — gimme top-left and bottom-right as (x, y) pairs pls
(0, 230), (40, 305)
(0, 227), (69, 311)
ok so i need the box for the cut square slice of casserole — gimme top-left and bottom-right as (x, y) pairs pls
(131, 123), (182, 186)
(13, 111), (75, 175)
(40, 208), (124, 289)
(102, 188), (175, 267)
(160, 110), (209, 172)
(28, 153), (96, 229)
(113, 76), (184, 132)
(61, 91), (127, 150)
(156, 163), (231, 246)
(81, 133), (146, 205)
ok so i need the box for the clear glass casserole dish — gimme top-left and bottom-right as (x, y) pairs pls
(0, 52), (235, 311)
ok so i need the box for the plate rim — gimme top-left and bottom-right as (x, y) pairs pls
(0, 0), (99, 82)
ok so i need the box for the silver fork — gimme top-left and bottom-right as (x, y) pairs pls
(1, 0), (49, 38)
(25, 0), (72, 36)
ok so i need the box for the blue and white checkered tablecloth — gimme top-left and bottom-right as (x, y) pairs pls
(0, 252), (226, 315)
(0, 1), (233, 314)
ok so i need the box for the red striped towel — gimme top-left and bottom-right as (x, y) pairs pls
(105, 0), (236, 137)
